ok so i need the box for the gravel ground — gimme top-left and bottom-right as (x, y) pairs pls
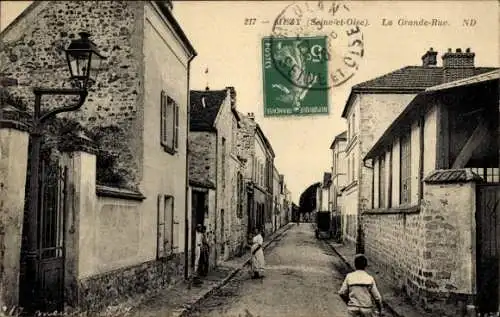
(187, 224), (392, 317)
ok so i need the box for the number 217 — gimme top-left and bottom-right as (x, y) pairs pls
(245, 18), (256, 25)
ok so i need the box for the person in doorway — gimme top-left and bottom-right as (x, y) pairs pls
(250, 227), (265, 279)
(198, 225), (210, 277)
(338, 254), (383, 317)
(193, 224), (204, 285)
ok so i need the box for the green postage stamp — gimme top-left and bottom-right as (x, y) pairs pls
(262, 36), (329, 116)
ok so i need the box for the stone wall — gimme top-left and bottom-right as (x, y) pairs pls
(189, 132), (216, 187)
(363, 211), (421, 289)
(0, 1), (146, 190)
(363, 176), (478, 316)
(77, 253), (184, 312)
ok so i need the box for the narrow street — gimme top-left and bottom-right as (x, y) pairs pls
(187, 224), (393, 317)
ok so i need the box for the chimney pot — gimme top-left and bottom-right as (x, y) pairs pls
(422, 48), (438, 67)
(442, 47), (475, 82)
(205, 86), (209, 91)
(448, 48), (452, 52)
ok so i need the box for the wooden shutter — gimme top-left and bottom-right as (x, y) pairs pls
(164, 96), (173, 151)
(160, 91), (166, 147)
(157, 194), (166, 259)
(165, 196), (174, 253)
(174, 102), (179, 150)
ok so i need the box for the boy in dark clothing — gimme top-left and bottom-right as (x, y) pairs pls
(338, 254), (383, 317)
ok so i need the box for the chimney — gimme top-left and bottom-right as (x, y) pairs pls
(442, 48), (475, 83)
(205, 86), (209, 91)
(247, 112), (255, 120)
(157, 1), (173, 11)
(421, 47), (437, 67)
(226, 86), (236, 108)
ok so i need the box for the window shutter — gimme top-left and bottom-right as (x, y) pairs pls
(174, 103), (179, 150)
(164, 196), (174, 253)
(157, 194), (166, 259)
(165, 96), (175, 151)
(160, 91), (166, 146)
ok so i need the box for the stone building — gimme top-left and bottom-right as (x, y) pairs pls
(0, 0), (196, 313)
(363, 69), (499, 316)
(329, 131), (348, 239)
(339, 47), (497, 250)
(189, 87), (246, 264)
(272, 166), (281, 231)
(282, 184), (292, 226)
(237, 113), (275, 237)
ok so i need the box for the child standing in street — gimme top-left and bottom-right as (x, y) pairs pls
(338, 254), (383, 317)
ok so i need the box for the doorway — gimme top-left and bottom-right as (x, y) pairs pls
(190, 190), (207, 269)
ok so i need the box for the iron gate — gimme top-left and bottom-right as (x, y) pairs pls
(20, 152), (67, 313)
(476, 183), (500, 314)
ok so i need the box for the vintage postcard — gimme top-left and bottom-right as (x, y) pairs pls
(0, 1), (498, 317)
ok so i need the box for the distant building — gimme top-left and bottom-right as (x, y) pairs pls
(272, 166), (281, 231)
(363, 69), (499, 315)
(237, 113), (275, 237)
(339, 47), (497, 248)
(189, 87), (246, 263)
(329, 131), (348, 240)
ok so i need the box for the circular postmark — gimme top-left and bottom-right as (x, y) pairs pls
(269, 1), (366, 90)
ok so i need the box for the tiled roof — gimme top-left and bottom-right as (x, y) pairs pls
(342, 66), (497, 117)
(330, 131), (347, 149)
(352, 66), (497, 91)
(363, 72), (499, 161)
(424, 169), (484, 184)
(190, 90), (227, 131)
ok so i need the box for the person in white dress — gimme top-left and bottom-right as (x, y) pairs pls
(194, 224), (203, 277)
(250, 227), (265, 279)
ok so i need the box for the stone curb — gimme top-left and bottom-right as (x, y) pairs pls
(174, 223), (295, 317)
(324, 241), (406, 317)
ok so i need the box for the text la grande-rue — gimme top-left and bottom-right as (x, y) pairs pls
(382, 17), (449, 27)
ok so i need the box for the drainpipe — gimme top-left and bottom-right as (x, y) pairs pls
(184, 54), (195, 280)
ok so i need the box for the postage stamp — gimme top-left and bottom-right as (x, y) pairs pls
(262, 1), (366, 116)
(262, 35), (329, 116)
(271, 1), (365, 89)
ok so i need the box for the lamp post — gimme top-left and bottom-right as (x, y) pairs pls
(22, 31), (105, 312)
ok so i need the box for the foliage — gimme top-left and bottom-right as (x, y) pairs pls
(41, 117), (128, 188)
(0, 87), (27, 111)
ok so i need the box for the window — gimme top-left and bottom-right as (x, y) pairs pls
(157, 195), (175, 259)
(400, 134), (412, 205)
(160, 91), (179, 154)
(221, 138), (226, 188)
(237, 173), (244, 218)
(379, 155), (386, 208)
(467, 167), (500, 183)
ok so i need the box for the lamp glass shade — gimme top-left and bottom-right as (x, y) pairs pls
(65, 32), (105, 89)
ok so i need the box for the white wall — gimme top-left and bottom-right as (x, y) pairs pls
(140, 3), (191, 262)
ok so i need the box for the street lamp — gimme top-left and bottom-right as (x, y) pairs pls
(21, 31), (105, 313)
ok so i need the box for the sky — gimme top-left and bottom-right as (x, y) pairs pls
(2, 1), (499, 203)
